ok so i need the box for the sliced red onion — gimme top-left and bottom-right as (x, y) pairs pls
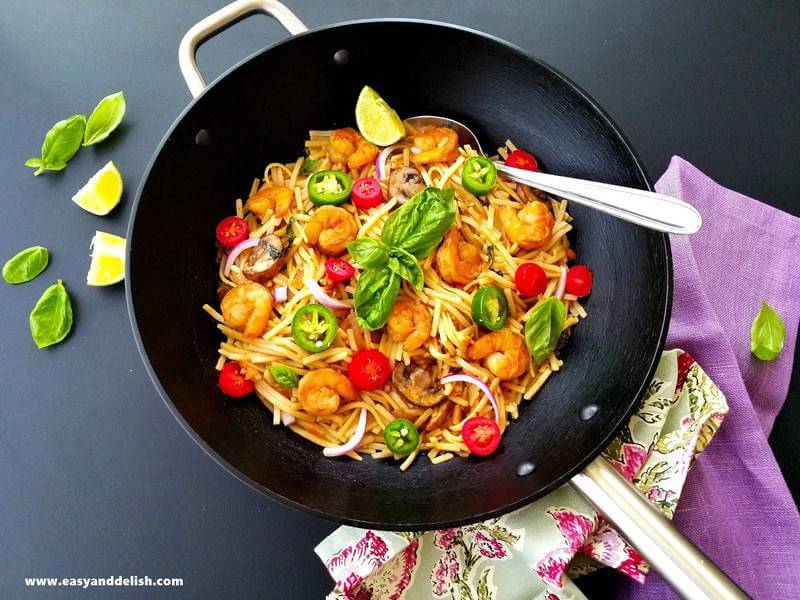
(323, 408), (367, 457)
(281, 412), (295, 426)
(441, 373), (500, 424)
(273, 285), (288, 304)
(223, 238), (260, 276)
(554, 265), (568, 300)
(374, 144), (409, 180)
(305, 278), (350, 310)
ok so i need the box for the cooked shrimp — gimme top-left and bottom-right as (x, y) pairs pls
(220, 282), (273, 337)
(435, 229), (482, 285)
(298, 368), (358, 416)
(411, 127), (458, 165)
(498, 201), (554, 250)
(328, 127), (378, 170)
(467, 330), (529, 380)
(246, 185), (292, 218)
(386, 298), (432, 352)
(305, 206), (358, 255)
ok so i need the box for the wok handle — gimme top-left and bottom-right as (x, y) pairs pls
(571, 457), (749, 599)
(178, 0), (308, 97)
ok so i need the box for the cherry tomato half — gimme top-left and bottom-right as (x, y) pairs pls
(216, 216), (249, 249)
(504, 149), (538, 171)
(462, 417), (501, 456)
(351, 177), (384, 210)
(515, 263), (547, 297)
(325, 258), (355, 283)
(566, 265), (593, 297)
(218, 361), (254, 398)
(347, 349), (391, 390)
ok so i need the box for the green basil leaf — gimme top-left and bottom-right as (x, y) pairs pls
(83, 91), (126, 146)
(299, 158), (318, 175)
(381, 187), (456, 258)
(29, 279), (73, 349)
(387, 247), (424, 290)
(347, 238), (390, 268)
(524, 297), (566, 364)
(353, 267), (401, 331)
(26, 114), (86, 175)
(3, 246), (49, 284)
(750, 300), (785, 361)
(270, 364), (299, 387)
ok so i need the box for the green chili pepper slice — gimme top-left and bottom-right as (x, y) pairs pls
(461, 156), (497, 195)
(383, 418), (420, 456)
(291, 304), (338, 353)
(307, 170), (353, 206)
(471, 285), (509, 331)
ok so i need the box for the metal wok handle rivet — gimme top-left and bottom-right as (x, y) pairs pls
(195, 129), (212, 147)
(333, 49), (351, 65)
(178, 0), (308, 98)
(516, 462), (536, 476)
(580, 404), (599, 421)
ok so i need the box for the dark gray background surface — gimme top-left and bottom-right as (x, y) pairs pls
(1, 1), (798, 598)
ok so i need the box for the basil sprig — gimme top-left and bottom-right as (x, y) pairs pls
(381, 187), (457, 259)
(3, 246), (49, 284)
(353, 268), (401, 331)
(387, 247), (424, 290)
(25, 114), (86, 176)
(347, 187), (456, 330)
(24, 91), (126, 175)
(524, 297), (566, 364)
(270, 364), (299, 387)
(29, 279), (73, 349)
(83, 91), (126, 146)
(348, 238), (390, 268)
(750, 301), (785, 361)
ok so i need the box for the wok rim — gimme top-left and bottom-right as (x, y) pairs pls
(125, 18), (673, 529)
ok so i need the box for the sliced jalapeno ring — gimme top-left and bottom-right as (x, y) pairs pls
(291, 303), (338, 353)
(471, 285), (509, 331)
(307, 170), (353, 206)
(383, 418), (420, 456)
(461, 156), (497, 196)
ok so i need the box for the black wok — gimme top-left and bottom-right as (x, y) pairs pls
(127, 9), (670, 529)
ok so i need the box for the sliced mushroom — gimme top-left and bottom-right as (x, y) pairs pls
(388, 166), (425, 203)
(241, 234), (286, 283)
(392, 362), (445, 407)
(216, 283), (233, 303)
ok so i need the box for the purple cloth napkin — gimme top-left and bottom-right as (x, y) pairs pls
(615, 157), (800, 599)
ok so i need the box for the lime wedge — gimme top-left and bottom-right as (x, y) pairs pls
(72, 161), (123, 216)
(87, 231), (126, 286)
(355, 86), (405, 146)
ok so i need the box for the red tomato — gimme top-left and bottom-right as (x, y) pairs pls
(216, 216), (249, 249)
(218, 361), (254, 398)
(325, 258), (355, 283)
(515, 263), (547, 297)
(462, 417), (501, 456)
(566, 265), (593, 297)
(351, 177), (384, 210)
(347, 349), (391, 390)
(504, 149), (538, 171)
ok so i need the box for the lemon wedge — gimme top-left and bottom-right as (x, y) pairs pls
(72, 161), (123, 215)
(355, 86), (405, 146)
(87, 231), (126, 286)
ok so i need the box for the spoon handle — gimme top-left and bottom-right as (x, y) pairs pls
(495, 164), (702, 235)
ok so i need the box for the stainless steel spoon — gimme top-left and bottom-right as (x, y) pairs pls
(406, 116), (702, 235)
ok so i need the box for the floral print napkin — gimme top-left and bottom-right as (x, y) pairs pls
(314, 349), (729, 599)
